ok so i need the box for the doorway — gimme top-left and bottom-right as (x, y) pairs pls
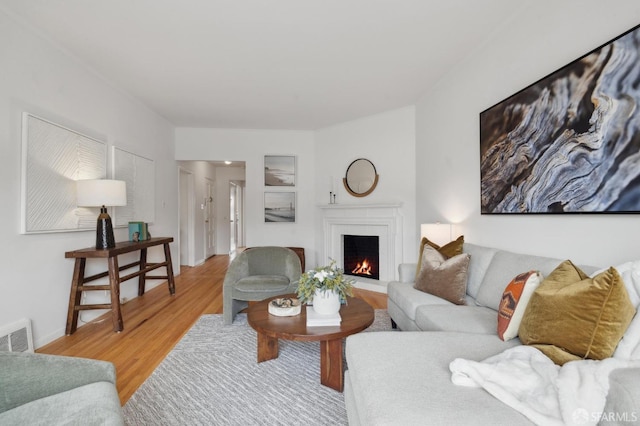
(229, 180), (245, 254)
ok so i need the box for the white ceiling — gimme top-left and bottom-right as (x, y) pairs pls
(1, 0), (528, 130)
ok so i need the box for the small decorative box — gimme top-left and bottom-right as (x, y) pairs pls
(268, 297), (301, 317)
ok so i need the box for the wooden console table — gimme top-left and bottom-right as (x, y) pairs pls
(65, 237), (176, 334)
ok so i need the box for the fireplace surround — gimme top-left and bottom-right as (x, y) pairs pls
(320, 203), (403, 292)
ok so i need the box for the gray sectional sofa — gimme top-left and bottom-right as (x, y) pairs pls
(344, 242), (640, 425)
(0, 351), (124, 425)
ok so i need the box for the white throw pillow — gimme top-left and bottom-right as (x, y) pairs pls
(593, 261), (640, 360)
(497, 271), (542, 341)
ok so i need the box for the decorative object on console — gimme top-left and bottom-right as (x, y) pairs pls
(480, 23), (640, 214)
(343, 158), (378, 197)
(128, 221), (149, 242)
(76, 179), (127, 249)
(519, 260), (636, 365)
(413, 244), (470, 305)
(497, 270), (542, 341)
(297, 259), (354, 314)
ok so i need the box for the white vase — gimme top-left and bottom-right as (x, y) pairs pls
(312, 288), (341, 315)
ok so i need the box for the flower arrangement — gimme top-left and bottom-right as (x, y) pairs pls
(296, 259), (355, 304)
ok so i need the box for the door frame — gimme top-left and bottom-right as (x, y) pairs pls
(178, 167), (196, 267)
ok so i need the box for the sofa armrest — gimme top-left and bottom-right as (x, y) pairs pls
(398, 263), (417, 283)
(600, 367), (640, 425)
(0, 352), (117, 413)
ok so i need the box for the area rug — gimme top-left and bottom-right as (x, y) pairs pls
(123, 310), (393, 426)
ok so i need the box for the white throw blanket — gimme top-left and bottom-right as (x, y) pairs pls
(450, 346), (640, 426)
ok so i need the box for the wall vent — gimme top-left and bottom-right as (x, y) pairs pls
(0, 318), (34, 353)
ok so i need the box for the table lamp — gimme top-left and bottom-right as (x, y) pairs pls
(76, 179), (127, 249)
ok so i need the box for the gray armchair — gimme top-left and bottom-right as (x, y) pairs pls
(223, 246), (302, 324)
(0, 351), (124, 425)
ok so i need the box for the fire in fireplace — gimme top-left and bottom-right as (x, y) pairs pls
(343, 235), (379, 280)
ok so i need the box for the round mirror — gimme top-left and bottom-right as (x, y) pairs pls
(343, 158), (379, 197)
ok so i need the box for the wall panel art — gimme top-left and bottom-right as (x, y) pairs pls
(480, 23), (640, 214)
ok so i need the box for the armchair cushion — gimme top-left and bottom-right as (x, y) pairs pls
(235, 275), (291, 293)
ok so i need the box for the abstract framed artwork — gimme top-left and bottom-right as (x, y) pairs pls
(21, 113), (106, 233)
(264, 192), (296, 223)
(264, 155), (295, 186)
(480, 23), (640, 214)
(112, 147), (155, 227)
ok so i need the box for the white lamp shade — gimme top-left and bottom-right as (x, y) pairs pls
(420, 223), (452, 247)
(76, 179), (127, 207)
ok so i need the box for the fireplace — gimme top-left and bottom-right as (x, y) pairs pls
(320, 203), (403, 291)
(343, 235), (380, 280)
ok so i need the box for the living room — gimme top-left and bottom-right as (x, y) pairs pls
(2, 1), (640, 422)
(2, 1), (638, 351)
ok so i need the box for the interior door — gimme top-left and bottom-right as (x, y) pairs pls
(205, 178), (216, 258)
(229, 181), (237, 254)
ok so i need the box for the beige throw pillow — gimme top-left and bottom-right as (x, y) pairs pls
(414, 245), (470, 305)
(416, 235), (464, 277)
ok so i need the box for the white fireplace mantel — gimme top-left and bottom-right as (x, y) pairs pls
(319, 203), (403, 293)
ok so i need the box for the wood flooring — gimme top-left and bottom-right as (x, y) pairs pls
(37, 253), (388, 404)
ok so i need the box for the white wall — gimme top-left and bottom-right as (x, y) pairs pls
(0, 11), (178, 348)
(175, 128), (317, 259)
(314, 106), (417, 267)
(415, 1), (640, 267)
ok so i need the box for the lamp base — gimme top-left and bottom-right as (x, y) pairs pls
(96, 206), (116, 249)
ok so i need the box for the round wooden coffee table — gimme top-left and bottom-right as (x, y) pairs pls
(247, 294), (374, 392)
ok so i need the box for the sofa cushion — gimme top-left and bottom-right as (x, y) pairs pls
(415, 305), (498, 334)
(414, 245), (470, 305)
(387, 281), (452, 322)
(463, 243), (499, 299)
(519, 260), (636, 364)
(345, 331), (528, 425)
(475, 250), (564, 311)
(497, 271), (542, 341)
(416, 235), (464, 276)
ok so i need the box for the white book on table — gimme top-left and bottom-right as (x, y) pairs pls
(306, 306), (342, 326)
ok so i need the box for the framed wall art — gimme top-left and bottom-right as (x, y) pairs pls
(21, 113), (106, 233)
(264, 192), (296, 223)
(264, 155), (295, 186)
(480, 23), (640, 214)
(112, 147), (155, 226)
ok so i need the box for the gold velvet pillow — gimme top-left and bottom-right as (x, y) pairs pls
(416, 235), (464, 276)
(414, 245), (470, 305)
(518, 260), (636, 365)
